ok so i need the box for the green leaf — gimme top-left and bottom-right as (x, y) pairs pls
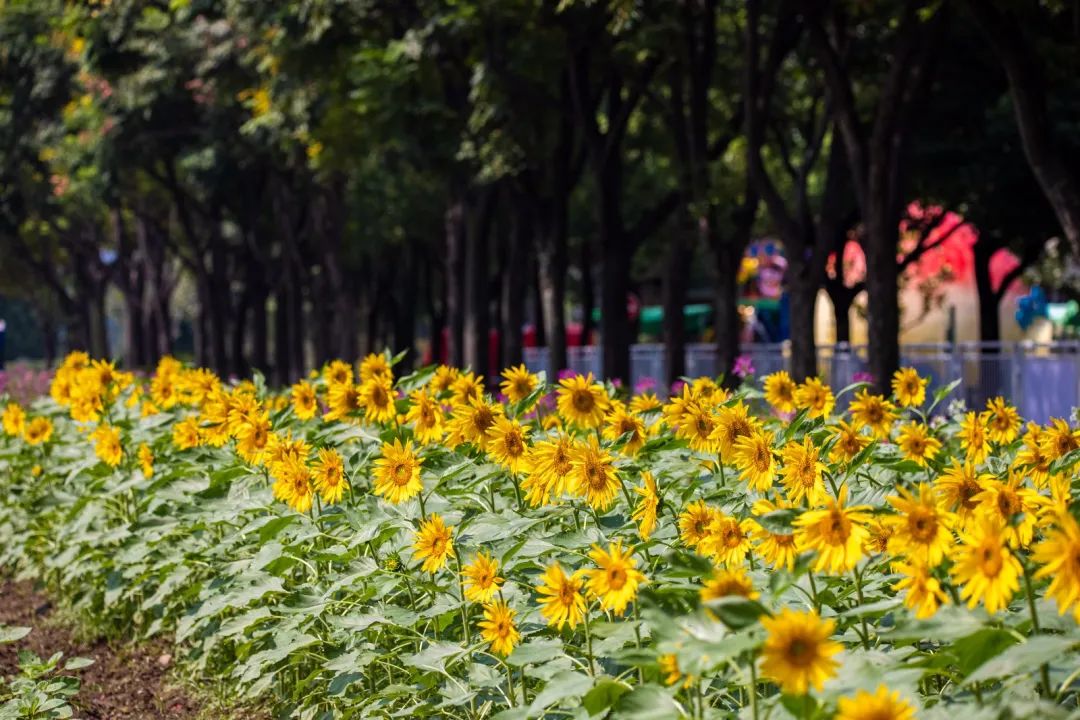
(582, 678), (633, 716)
(949, 627), (1019, 677)
(927, 378), (962, 414)
(506, 638), (567, 667)
(757, 508), (800, 535)
(0, 625), (31, 643)
(702, 597), (770, 630)
(63, 657), (94, 670)
(610, 685), (686, 719)
(966, 635), (1077, 684)
(526, 670), (593, 714)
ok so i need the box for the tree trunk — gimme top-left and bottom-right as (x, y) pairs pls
(464, 188), (495, 376)
(249, 272), (269, 376)
(580, 239), (595, 346)
(967, 0), (1080, 255)
(598, 162), (631, 383)
(394, 243), (418, 371)
(663, 224), (692, 385)
(538, 239), (567, 377)
(788, 269), (818, 381)
(714, 243), (741, 383)
(973, 241), (1001, 342)
(829, 286), (855, 345)
(864, 210), (901, 389)
(501, 199), (529, 370)
(445, 197), (467, 367)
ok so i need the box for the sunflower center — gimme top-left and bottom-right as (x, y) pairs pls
(473, 407), (495, 434)
(979, 545), (1003, 576)
(572, 390), (595, 414)
(997, 491), (1020, 517)
(785, 638), (815, 667)
(559, 584), (577, 605)
(824, 511), (850, 542)
(908, 511), (935, 541)
(585, 460), (607, 490)
(607, 567), (627, 590)
(504, 432), (524, 456)
(391, 462), (412, 486)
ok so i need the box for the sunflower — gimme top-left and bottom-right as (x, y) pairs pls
(486, 416), (530, 473)
(679, 499), (718, 549)
(632, 472), (660, 540)
(235, 412), (272, 465)
(629, 392), (662, 414)
(935, 459), (991, 527)
(751, 498), (799, 571)
(893, 561), (949, 619)
(462, 552), (504, 603)
(413, 514), (454, 573)
(958, 411), (991, 464)
(521, 434), (576, 506)
(836, 685), (917, 720)
(1032, 511), (1080, 621)
(1, 403), (25, 437)
(603, 405), (649, 455)
(677, 405), (719, 453)
(500, 364), (538, 404)
(585, 541), (646, 615)
(325, 382), (361, 423)
(950, 514), (1021, 614)
(864, 517), (894, 555)
(659, 653), (694, 688)
(891, 367), (927, 408)
(700, 513), (755, 567)
(828, 420), (871, 465)
(733, 430), (776, 492)
(569, 435), (621, 511)
(556, 373), (609, 429)
(1015, 422), (1053, 489)
(711, 401), (760, 461)
(478, 601), (520, 657)
(405, 389), (445, 445)
(763, 370), (797, 414)
(972, 475), (1045, 548)
(172, 417), (201, 451)
(323, 359), (354, 387)
(794, 377), (835, 419)
(779, 436), (826, 505)
(446, 397), (503, 450)
(450, 372), (485, 405)
(372, 439), (424, 504)
(886, 483), (954, 565)
(359, 376), (397, 425)
(430, 365), (459, 395)
(700, 567), (759, 602)
(359, 352), (393, 383)
(137, 443), (154, 478)
(662, 383), (700, 431)
(312, 447), (349, 505)
(291, 380), (319, 420)
(759, 608), (842, 695)
(794, 484), (872, 574)
(22, 417), (53, 446)
(848, 389), (897, 439)
(271, 457), (314, 513)
(984, 396), (1021, 444)
(1040, 417), (1080, 462)
(536, 562), (588, 629)
(896, 422), (941, 467)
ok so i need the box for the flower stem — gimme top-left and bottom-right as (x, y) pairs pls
(418, 490), (427, 519)
(748, 656), (759, 720)
(807, 570), (821, 613)
(853, 564), (871, 650)
(583, 608), (596, 678)
(1023, 564), (1052, 697)
(503, 660), (516, 706)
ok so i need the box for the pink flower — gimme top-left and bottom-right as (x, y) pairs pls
(733, 354), (754, 379)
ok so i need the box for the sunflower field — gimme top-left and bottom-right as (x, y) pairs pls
(2, 352), (1080, 719)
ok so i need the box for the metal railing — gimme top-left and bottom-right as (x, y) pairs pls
(522, 341), (1080, 423)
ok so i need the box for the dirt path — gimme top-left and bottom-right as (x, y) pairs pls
(0, 579), (203, 719)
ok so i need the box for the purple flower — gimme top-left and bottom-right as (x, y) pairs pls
(610, 378), (622, 389)
(853, 371), (875, 384)
(557, 368), (576, 380)
(733, 354), (754, 379)
(634, 376), (657, 395)
(670, 379), (687, 396)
